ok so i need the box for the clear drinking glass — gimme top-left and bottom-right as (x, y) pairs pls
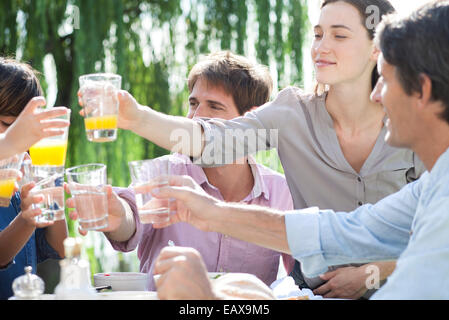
(128, 159), (171, 224)
(22, 161), (65, 223)
(79, 73), (122, 143)
(29, 109), (71, 167)
(0, 153), (25, 207)
(66, 164), (109, 231)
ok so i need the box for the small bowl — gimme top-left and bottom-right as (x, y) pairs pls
(94, 272), (148, 291)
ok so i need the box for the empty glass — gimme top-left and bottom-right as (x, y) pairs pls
(66, 164), (109, 231)
(79, 73), (122, 143)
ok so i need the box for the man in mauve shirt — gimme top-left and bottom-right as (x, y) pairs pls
(68, 51), (294, 291)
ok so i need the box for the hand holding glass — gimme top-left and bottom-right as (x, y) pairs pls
(29, 109), (71, 167)
(129, 159), (171, 224)
(66, 164), (109, 231)
(0, 153), (25, 207)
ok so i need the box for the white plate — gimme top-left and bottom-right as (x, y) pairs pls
(153, 271), (226, 283)
(94, 272), (149, 291)
(97, 291), (158, 300)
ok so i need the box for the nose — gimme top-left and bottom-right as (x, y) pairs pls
(313, 36), (331, 56)
(370, 80), (382, 104)
(187, 104), (204, 119)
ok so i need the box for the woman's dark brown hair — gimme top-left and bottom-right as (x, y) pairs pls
(0, 57), (43, 116)
(315, 0), (396, 95)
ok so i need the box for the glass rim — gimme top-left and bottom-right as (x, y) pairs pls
(65, 163), (106, 176)
(79, 73), (122, 81)
(0, 152), (26, 168)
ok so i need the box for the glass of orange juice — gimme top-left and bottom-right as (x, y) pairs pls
(0, 153), (25, 207)
(29, 109), (71, 167)
(79, 73), (122, 143)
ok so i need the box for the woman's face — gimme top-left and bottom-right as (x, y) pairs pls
(0, 115), (16, 134)
(311, 1), (377, 87)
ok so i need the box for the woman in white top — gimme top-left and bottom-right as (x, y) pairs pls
(79, 0), (424, 299)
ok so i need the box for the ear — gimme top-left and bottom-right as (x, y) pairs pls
(244, 106), (258, 115)
(370, 46), (381, 62)
(416, 74), (433, 110)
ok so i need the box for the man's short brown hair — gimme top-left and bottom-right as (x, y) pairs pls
(188, 51), (273, 115)
(0, 57), (43, 117)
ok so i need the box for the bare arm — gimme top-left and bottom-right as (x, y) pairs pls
(150, 176), (291, 254)
(104, 196), (136, 242)
(129, 105), (205, 158)
(0, 215), (36, 267)
(44, 220), (68, 258)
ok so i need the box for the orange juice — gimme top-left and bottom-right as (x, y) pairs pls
(29, 140), (68, 166)
(0, 178), (16, 198)
(84, 115), (118, 130)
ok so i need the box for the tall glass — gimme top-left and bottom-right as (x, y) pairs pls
(129, 159), (170, 224)
(65, 164), (109, 231)
(79, 73), (121, 143)
(31, 167), (65, 223)
(0, 153), (25, 207)
(28, 110), (70, 221)
(29, 109), (71, 167)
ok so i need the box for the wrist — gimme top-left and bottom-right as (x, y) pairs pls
(17, 212), (37, 230)
(105, 197), (136, 242)
(131, 104), (151, 134)
(207, 201), (228, 233)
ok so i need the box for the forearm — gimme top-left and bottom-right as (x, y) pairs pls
(104, 197), (136, 242)
(44, 220), (68, 258)
(132, 106), (204, 158)
(0, 134), (19, 160)
(210, 202), (290, 254)
(0, 216), (35, 267)
(365, 261), (397, 281)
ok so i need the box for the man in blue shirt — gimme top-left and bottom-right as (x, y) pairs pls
(150, 1), (449, 299)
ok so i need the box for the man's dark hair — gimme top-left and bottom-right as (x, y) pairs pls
(0, 57), (43, 116)
(188, 51), (273, 115)
(376, 0), (449, 123)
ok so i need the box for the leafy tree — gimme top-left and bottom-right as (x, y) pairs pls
(0, 0), (308, 279)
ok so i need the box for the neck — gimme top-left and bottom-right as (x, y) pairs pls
(412, 121), (449, 171)
(326, 81), (385, 132)
(203, 159), (254, 202)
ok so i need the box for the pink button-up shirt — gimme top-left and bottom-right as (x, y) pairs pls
(110, 154), (294, 291)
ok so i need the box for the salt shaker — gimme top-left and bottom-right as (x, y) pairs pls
(11, 266), (45, 300)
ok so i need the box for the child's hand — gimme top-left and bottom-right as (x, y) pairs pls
(19, 182), (54, 228)
(4, 97), (70, 156)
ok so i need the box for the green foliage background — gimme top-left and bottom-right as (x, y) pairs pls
(1, 0), (308, 282)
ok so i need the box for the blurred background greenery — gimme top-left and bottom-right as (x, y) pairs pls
(1, 0), (310, 291)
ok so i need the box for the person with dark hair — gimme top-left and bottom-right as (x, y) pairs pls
(78, 0), (424, 299)
(0, 58), (70, 160)
(150, 0), (449, 299)
(0, 58), (70, 300)
(69, 51), (295, 291)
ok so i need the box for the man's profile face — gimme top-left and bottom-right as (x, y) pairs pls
(371, 54), (417, 149)
(187, 78), (241, 121)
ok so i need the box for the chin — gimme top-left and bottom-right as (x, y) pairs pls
(385, 134), (409, 149)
